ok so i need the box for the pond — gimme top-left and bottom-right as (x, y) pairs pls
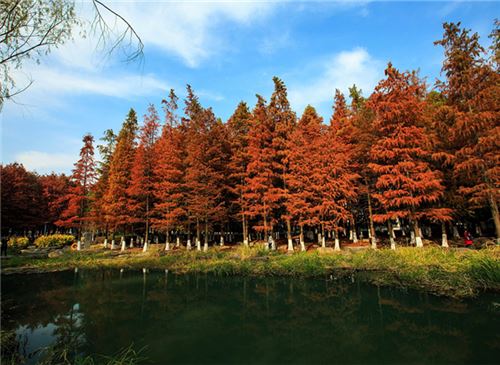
(2, 269), (499, 364)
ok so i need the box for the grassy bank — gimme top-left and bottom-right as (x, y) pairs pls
(2, 245), (500, 298)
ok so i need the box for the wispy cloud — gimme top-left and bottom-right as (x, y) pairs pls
(15, 150), (77, 174)
(101, 1), (278, 67)
(288, 47), (383, 113)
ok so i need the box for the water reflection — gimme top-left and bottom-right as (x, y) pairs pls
(2, 270), (499, 364)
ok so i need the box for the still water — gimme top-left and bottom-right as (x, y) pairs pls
(2, 269), (499, 364)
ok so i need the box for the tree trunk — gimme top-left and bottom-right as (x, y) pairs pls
(121, 236), (126, 251)
(203, 219), (208, 252)
(321, 223), (326, 248)
(176, 236), (180, 247)
(388, 220), (396, 250)
(351, 216), (358, 243)
(414, 219), (423, 247)
(334, 229), (340, 251)
(165, 230), (170, 251)
(367, 187), (377, 249)
(242, 213), (248, 246)
(287, 219), (293, 252)
(111, 239), (115, 250)
(103, 238), (108, 249)
(299, 225), (305, 252)
(441, 222), (449, 248)
(488, 193), (500, 244)
(145, 196), (150, 246)
(130, 237), (134, 248)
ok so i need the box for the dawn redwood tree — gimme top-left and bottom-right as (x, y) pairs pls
(227, 101), (252, 245)
(92, 129), (116, 238)
(128, 104), (161, 250)
(39, 173), (71, 233)
(104, 109), (138, 238)
(435, 22), (500, 242)
(367, 64), (451, 248)
(206, 117), (232, 245)
(348, 85), (379, 247)
(286, 105), (324, 251)
(318, 92), (359, 250)
(56, 134), (97, 239)
(183, 86), (222, 250)
(425, 91), (460, 246)
(153, 89), (185, 250)
(268, 77), (297, 251)
(0, 163), (45, 234)
(244, 95), (276, 245)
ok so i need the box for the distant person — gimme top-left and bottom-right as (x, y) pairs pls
(1, 238), (8, 256)
(464, 230), (473, 246)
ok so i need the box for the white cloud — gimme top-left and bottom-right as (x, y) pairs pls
(15, 151), (77, 174)
(288, 47), (383, 113)
(88, 1), (277, 67)
(10, 64), (167, 106)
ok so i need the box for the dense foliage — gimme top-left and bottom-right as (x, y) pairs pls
(1, 22), (498, 249)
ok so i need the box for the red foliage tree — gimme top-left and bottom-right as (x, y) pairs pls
(268, 77), (297, 250)
(128, 104), (160, 247)
(56, 134), (97, 237)
(0, 163), (45, 234)
(243, 95), (276, 244)
(435, 22), (500, 242)
(321, 90), (359, 249)
(104, 109), (138, 235)
(227, 101), (252, 245)
(183, 86), (223, 250)
(367, 64), (451, 248)
(152, 90), (185, 248)
(91, 129), (116, 237)
(286, 105), (324, 250)
(39, 173), (71, 232)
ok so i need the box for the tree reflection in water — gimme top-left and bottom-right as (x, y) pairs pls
(2, 270), (499, 364)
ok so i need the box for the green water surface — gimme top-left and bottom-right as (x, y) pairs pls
(2, 270), (499, 364)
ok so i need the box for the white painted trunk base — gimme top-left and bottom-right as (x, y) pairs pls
(287, 238), (293, 252)
(390, 237), (396, 250)
(410, 231), (416, 245)
(300, 239), (306, 252)
(143, 241), (148, 252)
(321, 236), (326, 248)
(130, 238), (134, 248)
(187, 239), (192, 250)
(121, 239), (126, 251)
(220, 236), (224, 246)
(334, 238), (340, 251)
(442, 233), (449, 248)
(353, 231), (358, 243)
(165, 241), (170, 251)
(111, 240), (115, 250)
(104, 239), (108, 249)
(371, 237), (377, 249)
(415, 235), (423, 248)
(176, 237), (180, 247)
(203, 242), (208, 252)
(196, 239), (201, 251)
(77, 241), (81, 251)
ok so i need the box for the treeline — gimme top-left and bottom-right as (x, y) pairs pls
(2, 22), (499, 249)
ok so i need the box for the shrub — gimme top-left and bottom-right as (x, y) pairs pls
(34, 234), (75, 248)
(7, 236), (31, 250)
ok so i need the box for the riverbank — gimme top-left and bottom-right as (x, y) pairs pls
(2, 245), (499, 298)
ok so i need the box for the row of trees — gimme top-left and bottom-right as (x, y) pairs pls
(2, 22), (499, 249)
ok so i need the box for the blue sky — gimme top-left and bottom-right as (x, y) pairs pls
(1, 1), (498, 174)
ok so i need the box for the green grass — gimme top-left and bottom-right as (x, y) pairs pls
(2, 245), (499, 298)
